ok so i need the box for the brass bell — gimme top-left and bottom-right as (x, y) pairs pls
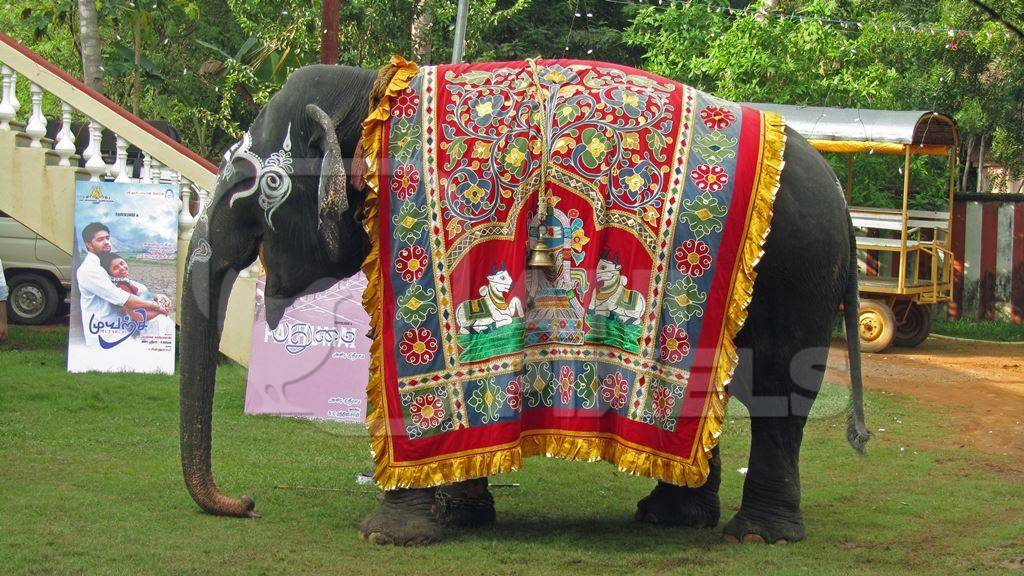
(527, 243), (557, 269)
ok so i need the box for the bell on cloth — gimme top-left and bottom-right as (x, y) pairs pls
(527, 243), (557, 269)
(527, 211), (563, 270)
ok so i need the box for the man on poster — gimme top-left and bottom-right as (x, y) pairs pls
(77, 222), (168, 347)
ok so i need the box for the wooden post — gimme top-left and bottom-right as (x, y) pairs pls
(898, 146), (911, 292)
(321, 0), (340, 65)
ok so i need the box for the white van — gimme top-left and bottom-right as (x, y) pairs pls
(0, 211), (71, 324)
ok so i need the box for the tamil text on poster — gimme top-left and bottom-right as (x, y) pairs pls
(68, 181), (179, 375)
(244, 274), (371, 422)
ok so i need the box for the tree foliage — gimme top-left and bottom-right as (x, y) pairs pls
(1, 0), (1020, 204)
(625, 0), (1024, 206)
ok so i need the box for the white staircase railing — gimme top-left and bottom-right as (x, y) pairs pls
(0, 32), (255, 366)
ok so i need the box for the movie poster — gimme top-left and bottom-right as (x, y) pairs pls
(68, 181), (179, 375)
(244, 274), (371, 422)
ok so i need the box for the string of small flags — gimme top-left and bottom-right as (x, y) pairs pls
(601, 0), (1020, 40)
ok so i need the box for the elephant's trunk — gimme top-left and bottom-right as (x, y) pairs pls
(179, 229), (255, 517)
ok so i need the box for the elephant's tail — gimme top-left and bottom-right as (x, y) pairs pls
(843, 214), (871, 454)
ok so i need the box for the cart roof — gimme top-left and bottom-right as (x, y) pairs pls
(746, 103), (958, 154)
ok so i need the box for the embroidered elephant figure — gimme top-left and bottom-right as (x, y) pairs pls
(455, 269), (524, 334)
(588, 258), (646, 325)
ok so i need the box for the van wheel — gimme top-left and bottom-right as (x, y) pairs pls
(7, 272), (60, 325)
(893, 301), (932, 348)
(858, 299), (895, 354)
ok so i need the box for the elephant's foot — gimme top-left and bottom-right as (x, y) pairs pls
(635, 482), (720, 528)
(435, 478), (496, 527)
(357, 488), (442, 546)
(722, 510), (804, 544)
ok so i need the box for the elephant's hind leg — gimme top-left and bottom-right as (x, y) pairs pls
(635, 448), (721, 528)
(358, 488), (442, 546)
(435, 478), (497, 527)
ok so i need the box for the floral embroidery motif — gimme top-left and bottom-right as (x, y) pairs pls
(700, 105), (736, 130)
(409, 393), (445, 429)
(391, 164), (421, 200)
(468, 94), (510, 127)
(681, 192), (728, 240)
(506, 376), (523, 412)
(558, 365), (575, 404)
(694, 132), (738, 165)
(674, 239), (713, 277)
(651, 386), (675, 422)
(395, 245), (428, 283)
(397, 285), (437, 326)
(399, 327), (438, 365)
(666, 278), (708, 322)
(607, 88), (649, 118)
(600, 372), (630, 410)
(573, 127), (614, 171)
(392, 202), (428, 244)
(392, 88), (421, 119)
(468, 377), (508, 423)
(660, 324), (691, 363)
(689, 163), (729, 193)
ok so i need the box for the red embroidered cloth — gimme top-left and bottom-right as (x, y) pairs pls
(361, 57), (785, 489)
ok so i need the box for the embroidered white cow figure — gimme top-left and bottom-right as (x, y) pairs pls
(456, 269), (524, 334)
(588, 258), (645, 324)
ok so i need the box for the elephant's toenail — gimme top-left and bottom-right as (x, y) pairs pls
(742, 533), (766, 543)
(368, 532), (394, 546)
(722, 534), (740, 544)
(774, 538), (789, 545)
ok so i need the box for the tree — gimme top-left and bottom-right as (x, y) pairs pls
(77, 0), (103, 93)
(624, 0), (1024, 203)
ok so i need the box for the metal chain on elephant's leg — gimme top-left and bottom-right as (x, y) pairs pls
(434, 478), (496, 528)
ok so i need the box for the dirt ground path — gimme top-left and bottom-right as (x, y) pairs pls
(827, 336), (1024, 457)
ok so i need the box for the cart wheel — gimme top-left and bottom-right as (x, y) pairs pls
(893, 301), (932, 348)
(858, 299), (895, 353)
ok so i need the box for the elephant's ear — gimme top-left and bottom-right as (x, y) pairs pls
(306, 103), (348, 262)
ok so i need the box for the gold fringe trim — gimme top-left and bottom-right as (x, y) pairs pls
(360, 55), (419, 491)
(693, 110), (787, 485)
(361, 65), (787, 490)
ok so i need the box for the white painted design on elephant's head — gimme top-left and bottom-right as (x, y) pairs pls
(595, 258), (623, 286)
(186, 237), (212, 276)
(225, 124), (294, 231)
(486, 269), (514, 295)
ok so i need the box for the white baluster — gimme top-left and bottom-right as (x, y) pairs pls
(0, 66), (14, 131)
(54, 102), (75, 166)
(9, 71), (20, 116)
(25, 83), (46, 148)
(84, 121), (107, 181)
(150, 157), (163, 183)
(140, 152), (152, 182)
(178, 182), (196, 231)
(113, 135), (130, 182)
(169, 169), (181, 190)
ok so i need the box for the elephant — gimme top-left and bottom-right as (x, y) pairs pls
(179, 62), (869, 547)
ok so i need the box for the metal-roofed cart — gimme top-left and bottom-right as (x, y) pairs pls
(751, 104), (959, 352)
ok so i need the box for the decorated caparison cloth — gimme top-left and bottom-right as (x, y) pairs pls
(360, 56), (785, 490)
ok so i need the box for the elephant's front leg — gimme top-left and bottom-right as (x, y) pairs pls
(723, 415), (806, 544)
(358, 488), (442, 545)
(635, 448), (721, 528)
(434, 477), (496, 527)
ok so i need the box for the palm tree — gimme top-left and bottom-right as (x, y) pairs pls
(78, 0), (103, 93)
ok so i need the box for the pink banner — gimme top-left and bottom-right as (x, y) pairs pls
(244, 274), (371, 422)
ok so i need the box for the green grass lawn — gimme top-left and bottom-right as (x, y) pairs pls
(1, 325), (1021, 575)
(932, 318), (1024, 342)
